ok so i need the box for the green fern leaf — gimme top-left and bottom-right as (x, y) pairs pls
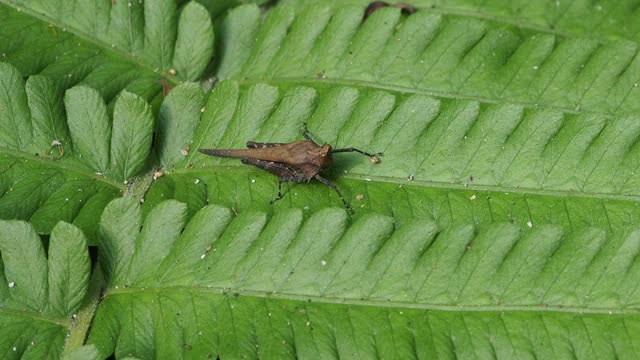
(215, 4), (640, 115)
(0, 63), (155, 239)
(88, 198), (640, 358)
(1, 1), (639, 358)
(156, 82), (205, 169)
(151, 80), (640, 219)
(0, 220), (90, 358)
(0, 0), (214, 104)
(282, 0), (640, 43)
(141, 83), (640, 360)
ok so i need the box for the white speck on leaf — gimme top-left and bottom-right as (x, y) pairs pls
(8, 282), (15, 288)
(321, 260), (327, 266)
(527, 221), (533, 228)
(470, 194), (477, 201)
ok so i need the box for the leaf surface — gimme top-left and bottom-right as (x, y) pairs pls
(65, 86), (111, 173)
(215, 4), (640, 115)
(89, 198), (640, 358)
(156, 82), (205, 169)
(174, 2), (215, 81)
(130, 2), (640, 357)
(2, 1), (640, 358)
(171, 81), (640, 203)
(0, 220), (90, 358)
(0, 63), (31, 151)
(110, 91), (154, 181)
(47, 222), (90, 317)
(282, 0), (640, 43)
(0, 63), (156, 239)
(0, 0), (215, 104)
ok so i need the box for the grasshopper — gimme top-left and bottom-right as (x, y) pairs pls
(198, 125), (381, 212)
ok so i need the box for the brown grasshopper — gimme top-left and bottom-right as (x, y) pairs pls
(198, 125), (382, 212)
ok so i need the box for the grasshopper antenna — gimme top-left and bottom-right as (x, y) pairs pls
(331, 147), (383, 158)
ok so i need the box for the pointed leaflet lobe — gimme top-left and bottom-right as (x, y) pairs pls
(109, 91), (154, 181)
(156, 82), (204, 169)
(65, 86), (111, 173)
(0, 62), (32, 151)
(173, 1), (215, 81)
(0, 220), (91, 357)
(127, 200), (188, 286)
(0, 220), (47, 312)
(143, 0), (177, 71)
(47, 221), (90, 317)
(98, 197), (140, 287)
(25, 75), (69, 156)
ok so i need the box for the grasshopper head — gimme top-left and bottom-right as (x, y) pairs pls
(317, 144), (333, 169)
